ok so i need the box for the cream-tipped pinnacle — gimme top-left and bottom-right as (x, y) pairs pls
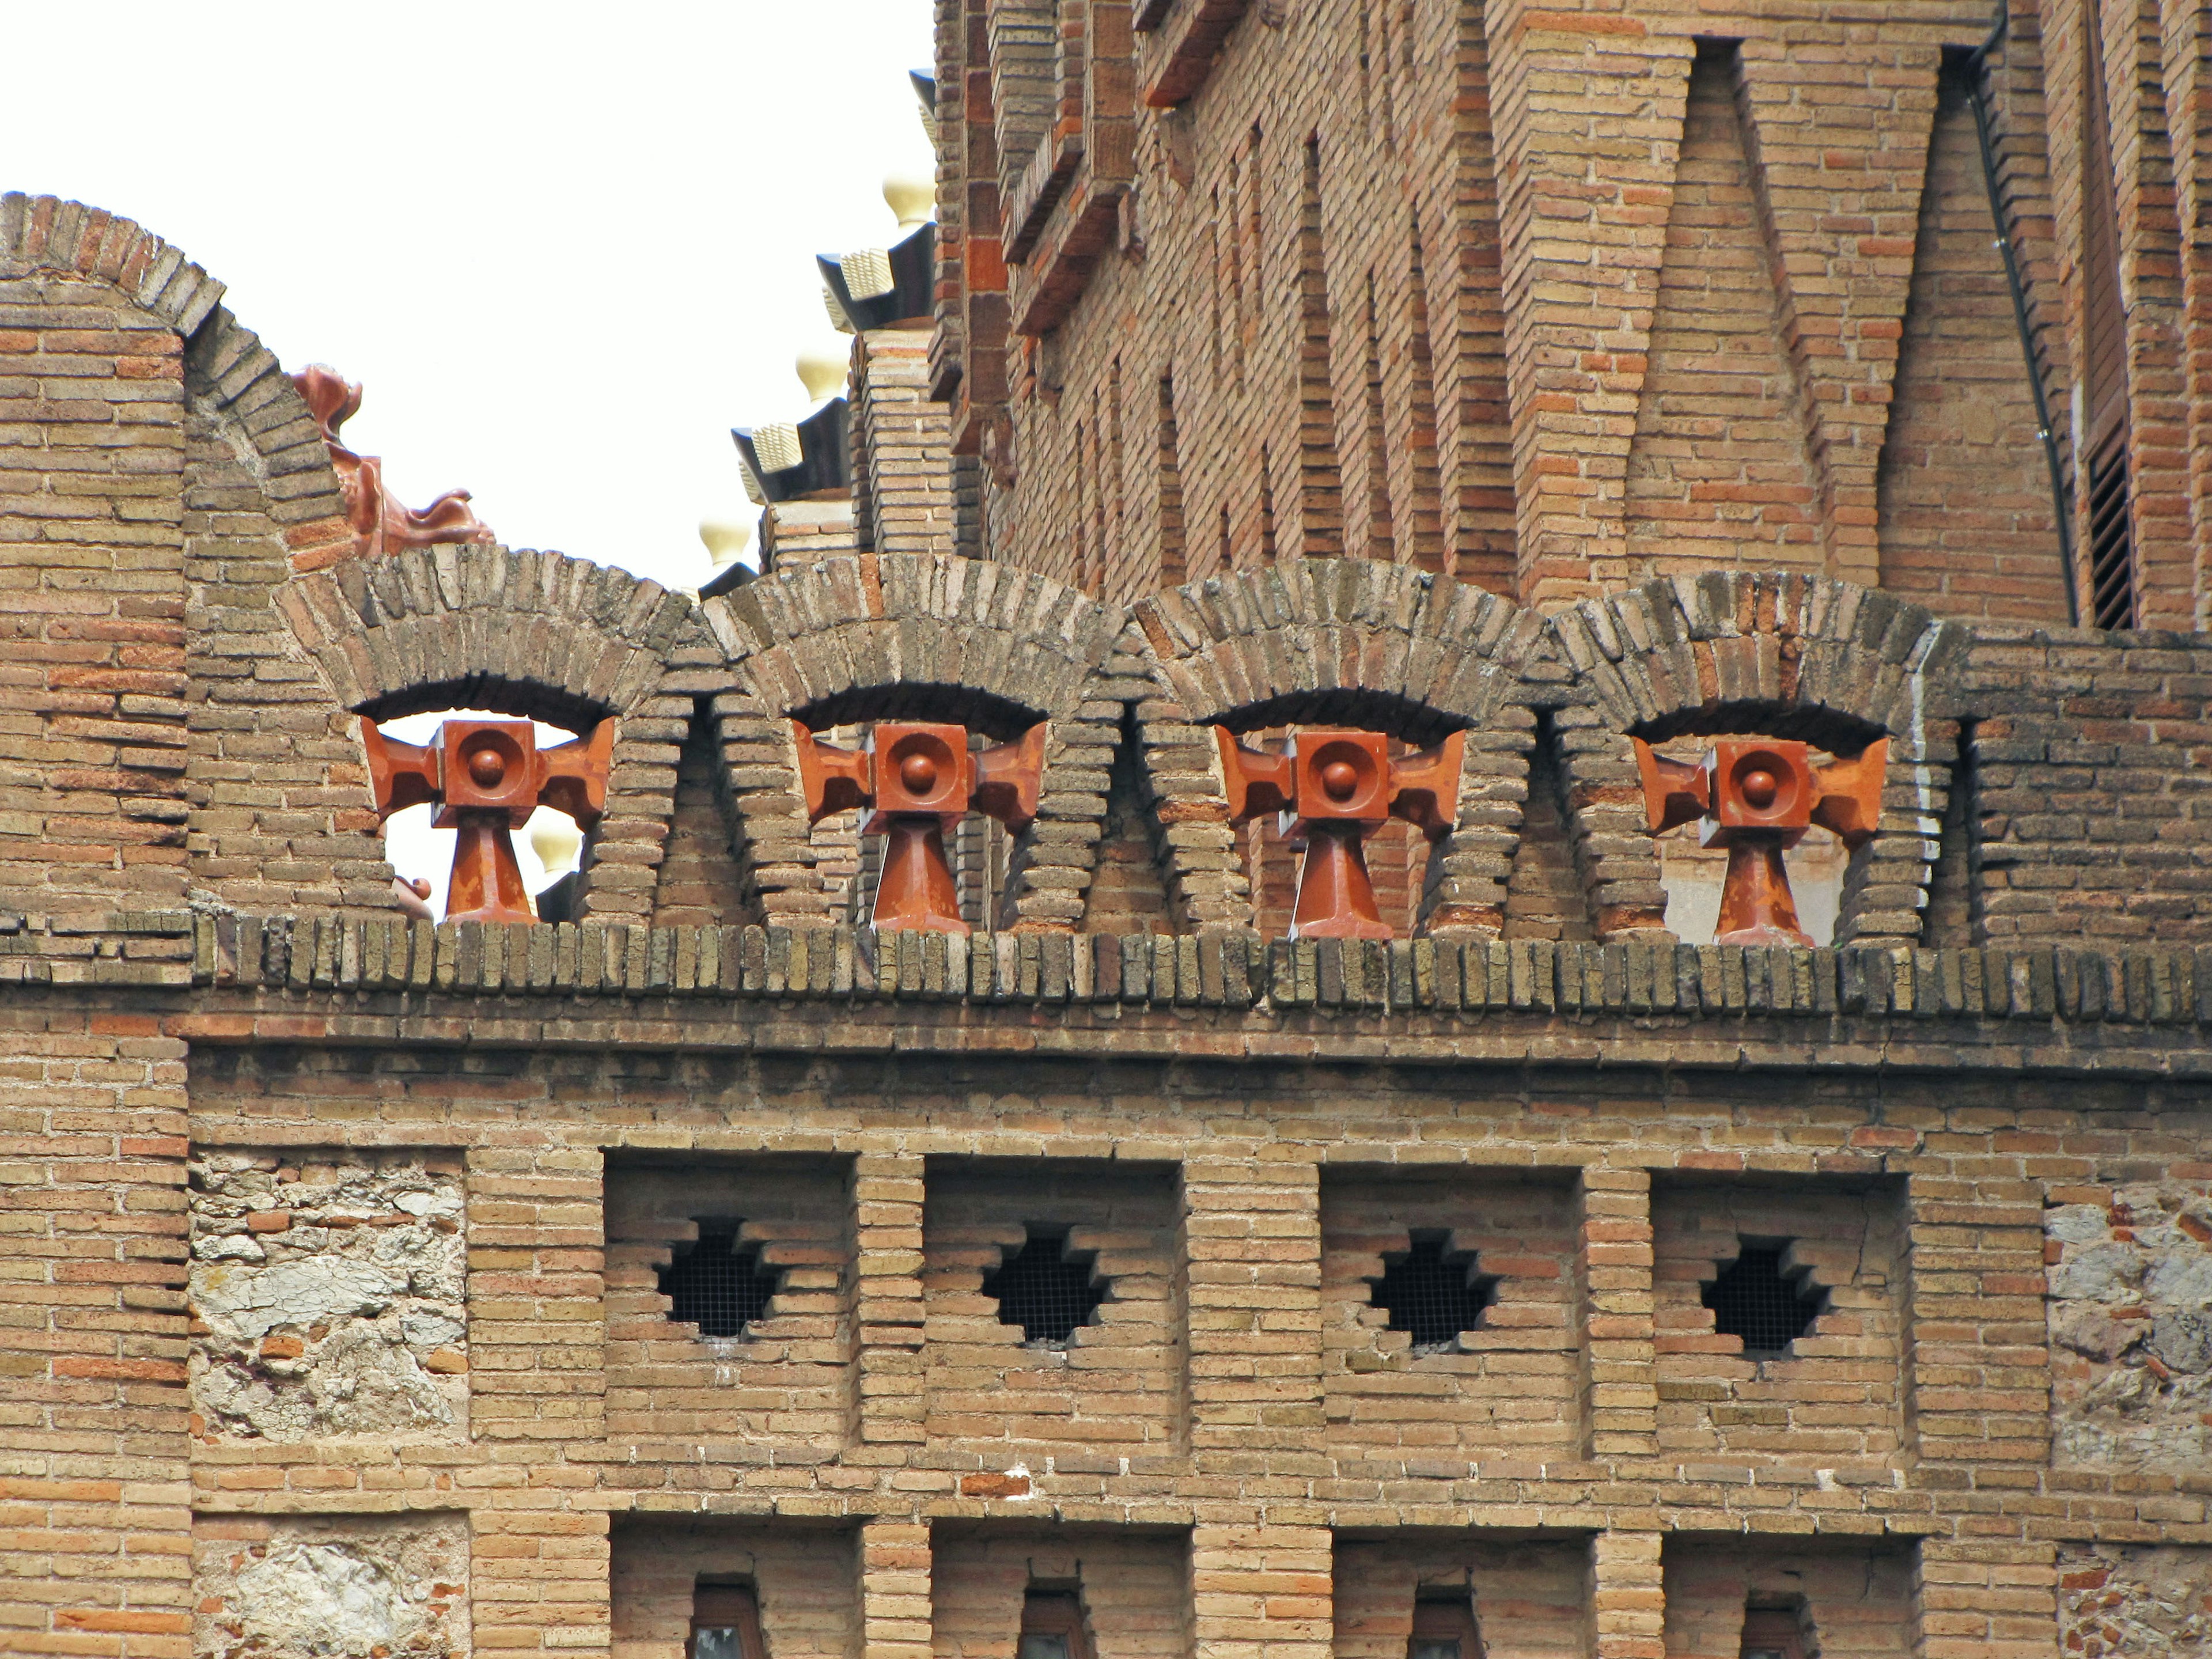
(796, 343), (848, 403)
(528, 813), (584, 879)
(883, 172), (935, 234)
(699, 516), (755, 569)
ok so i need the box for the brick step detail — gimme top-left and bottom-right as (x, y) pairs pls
(120, 912), (2212, 1024)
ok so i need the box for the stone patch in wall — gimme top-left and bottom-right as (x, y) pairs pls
(188, 1150), (468, 1442)
(2058, 1545), (2212, 1657)
(194, 1513), (470, 1659)
(2047, 1182), (2212, 1471)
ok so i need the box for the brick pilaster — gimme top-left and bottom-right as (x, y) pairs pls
(1190, 1524), (1331, 1659)
(2, 1010), (190, 1657)
(1581, 1167), (1656, 1460)
(852, 1153), (926, 1453)
(1902, 1172), (2050, 1475)
(1913, 1539), (2059, 1659)
(1590, 1531), (1664, 1659)
(1183, 1158), (1321, 1457)
(861, 1520), (933, 1659)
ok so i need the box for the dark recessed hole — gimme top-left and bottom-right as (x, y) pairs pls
(658, 1227), (782, 1338)
(1366, 1230), (1498, 1351)
(1701, 1240), (1825, 1358)
(983, 1230), (1105, 1346)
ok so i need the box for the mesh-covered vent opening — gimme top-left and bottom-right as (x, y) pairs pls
(983, 1230), (1106, 1347)
(1366, 1230), (1498, 1351)
(1700, 1241), (1825, 1359)
(658, 1227), (783, 1338)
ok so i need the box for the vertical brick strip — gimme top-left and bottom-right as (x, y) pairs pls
(0, 283), (188, 918)
(1486, 8), (1694, 604)
(1912, 1538), (2057, 1659)
(1183, 1158), (1321, 1456)
(1903, 1172), (2051, 1475)
(1590, 1531), (1664, 1659)
(1190, 1524), (1331, 1659)
(1581, 1167), (1657, 1459)
(854, 1153), (926, 1450)
(861, 1520), (933, 1659)
(467, 1143), (607, 1653)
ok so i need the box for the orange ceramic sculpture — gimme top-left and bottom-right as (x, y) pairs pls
(362, 717), (613, 925)
(793, 719), (1047, 933)
(1213, 726), (1467, 939)
(296, 365), (495, 558)
(1633, 735), (1888, 946)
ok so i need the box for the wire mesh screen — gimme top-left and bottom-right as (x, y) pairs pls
(660, 1228), (782, 1338)
(983, 1232), (1105, 1346)
(1700, 1243), (1824, 1358)
(1366, 1231), (1498, 1351)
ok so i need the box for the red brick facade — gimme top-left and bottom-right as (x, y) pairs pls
(6, 0), (2212, 1650)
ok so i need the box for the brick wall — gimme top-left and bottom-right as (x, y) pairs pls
(610, 1520), (860, 1659)
(1652, 1179), (1906, 1468)
(604, 1154), (853, 1450)
(1320, 1168), (1581, 1464)
(923, 1158), (1182, 1457)
(1331, 1535), (1584, 1659)
(13, 164), (2212, 1659)
(925, 0), (2211, 630)
(1659, 1537), (1916, 1659)
(930, 1527), (1188, 1659)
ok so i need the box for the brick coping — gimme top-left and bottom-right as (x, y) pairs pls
(9, 912), (2212, 1043)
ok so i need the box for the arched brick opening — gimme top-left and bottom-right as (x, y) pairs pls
(1550, 572), (1970, 944)
(274, 544), (697, 923)
(700, 554), (1127, 930)
(1130, 559), (1544, 936)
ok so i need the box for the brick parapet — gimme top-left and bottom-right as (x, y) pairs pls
(1, 908), (2197, 1062)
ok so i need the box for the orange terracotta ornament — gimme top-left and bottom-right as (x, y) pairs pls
(794, 719), (1047, 933)
(296, 365), (495, 558)
(1633, 734), (1888, 946)
(362, 717), (613, 925)
(1213, 726), (1466, 940)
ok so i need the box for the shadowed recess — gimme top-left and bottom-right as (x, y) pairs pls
(659, 1228), (783, 1338)
(982, 1231), (1106, 1346)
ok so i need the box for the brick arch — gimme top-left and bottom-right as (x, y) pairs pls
(699, 553), (1127, 930)
(1129, 559), (1546, 936)
(274, 544), (697, 922)
(2, 194), (351, 554)
(1548, 571), (1971, 944)
(1, 196), (365, 918)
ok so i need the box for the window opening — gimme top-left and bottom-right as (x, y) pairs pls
(1020, 1592), (1092, 1659)
(983, 1230), (1105, 1346)
(659, 1226), (783, 1338)
(1701, 1240), (1825, 1359)
(1738, 1607), (1808, 1659)
(1408, 1594), (1482, 1659)
(1366, 1230), (1498, 1351)
(690, 1582), (764, 1659)
(374, 706), (586, 921)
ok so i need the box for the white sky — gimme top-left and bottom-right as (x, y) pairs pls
(7, 0), (937, 594)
